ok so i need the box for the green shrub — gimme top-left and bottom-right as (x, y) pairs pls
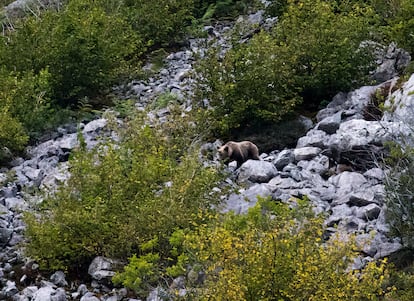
(152, 92), (180, 109)
(193, 0), (256, 20)
(1, 0), (141, 105)
(0, 67), (64, 157)
(122, 0), (194, 48)
(179, 198), (392, 300)
(195, 33), (301, 136)
(24, 111), (221, 274)
(265, 0), (289, 17)
(384, 142), (414, 249)
(381, 0), (414, 55)
(196, 0), (375, 137)
(274, 0), (375, 105)
(0, 109), (28, 159)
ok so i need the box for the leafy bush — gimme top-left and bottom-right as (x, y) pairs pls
(265, 0), (289, 17)
(1, 0), (141, 105)
(380, 0), (414, 55)
(196, 0), (375, 136)
(151, 92), (180, 109)
(0, 109), (28, 160)
(178, 198), (392, 300)
(195, 33), (301, 136)
(193, 0), (256, 20)
(122, 0), (194, 48)
(384, 142), (414, 249)
(274, 0), (375, 104)
(0, 67), (65, 158)
(24, 111), (221, 274)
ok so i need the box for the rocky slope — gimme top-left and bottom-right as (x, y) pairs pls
(0, 9), (413, 301)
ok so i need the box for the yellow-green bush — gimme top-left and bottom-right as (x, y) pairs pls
(24, 111), (221, 274)
(179, 199), (392, 300)
(0, 68), (63, 159)
(0, 109), (28, 160)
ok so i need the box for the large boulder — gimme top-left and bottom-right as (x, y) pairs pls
(88, 256), (122, 286)
(383, 73), (414, 125)
(327, 119), (410, 169)
(372, 43), (411, 83)
(237, 160), (278, 183)
(223, 184), (273, 214)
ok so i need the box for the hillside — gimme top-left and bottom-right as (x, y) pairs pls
(1, 0), (414, 300)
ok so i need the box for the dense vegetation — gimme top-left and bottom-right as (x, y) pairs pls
(0, 0), (413, 299)
(195, 0), (414, 138)
(0, 0), (253, 161)
(24, 109), (222, 272)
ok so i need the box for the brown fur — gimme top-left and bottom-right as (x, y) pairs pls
(217, 141), (260, 167)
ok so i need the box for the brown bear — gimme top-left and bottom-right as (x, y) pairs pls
(217, 141), (260, 168)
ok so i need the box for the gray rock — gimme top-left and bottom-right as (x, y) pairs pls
(383, 73), (414, 125)
(3, 280), (18, 298)
(23, 167), (44, 187)
(170, 276), (185, 290)
(19, 286), (38, 300)
(4, 197), (27, 211)
(341, 216), (367, 232)
(0, 185), (18, 198)
(8, 233), (24, 246)
(51, 288), (67, 301)
(374, 240), (403, 259)
(88, 257), (117, 283)
(146, 287), (168, 301)
(50, 271), (68, 287)
(301, 155), (329, 175)
(373, 43), (411, 83)
(78, 284), (89, 295)
(375, 208), (390, 233)
(355, 204), (381, 221)
(268, 175), (304, 190)
(327, 92), (348, 109)
(296, 130), (329, 148)
(316, 111), (342, 134)
(273, 150), (294, 170)
(0, 228), (13, 244)
(316, 107), (339, 123)
(293, 147), (321, 162)
(80, 292), (101, 301)
(326, 204), (353, 227)
(57, 134), (78, 152)
(329, 172), (368, 195)
(328, 119), (410, 152)
(297, 115), (314, 131)
(357, 233), (377, 257)
(83, 119), (107, 134)
(348, 190), (377, 206)
(237, 160), (277, 183)
(32, 286), (56, 301)
(223, 184), (272, 214)
(363, 168), (385, 183)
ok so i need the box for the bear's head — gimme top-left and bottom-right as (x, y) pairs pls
(217, 144), (232, 160)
